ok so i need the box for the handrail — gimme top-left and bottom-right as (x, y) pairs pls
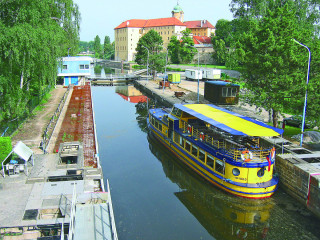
(180, 120), (271, 162)
(107, 179), (118, 240)
(42, 85), (71, 153)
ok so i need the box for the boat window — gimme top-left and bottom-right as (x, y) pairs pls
(215, 159), (225, 175)
(207, 154), (214, 168)
(152, 117), (155, 126)
(232, 168), (240, 176)
(155, 121), (158, 129)
(257, 167), (265, 177)
(199, 149), (205, 162)
(179, 137), (184, 147)
(192, 145), (198, 157)
(159, 123), (162, 131)
(174, 133), (180, 144)
(171, 107), (182, 117)
(185, 141), (191, 152)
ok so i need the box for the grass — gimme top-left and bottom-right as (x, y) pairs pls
(282, 126), (302, 137)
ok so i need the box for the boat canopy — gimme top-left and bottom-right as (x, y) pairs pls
(175, 104), (284, 137)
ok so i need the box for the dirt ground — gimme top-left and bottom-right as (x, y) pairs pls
(11, 86), (67, 153)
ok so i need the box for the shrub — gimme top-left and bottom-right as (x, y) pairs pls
(0, 137), (12, 163)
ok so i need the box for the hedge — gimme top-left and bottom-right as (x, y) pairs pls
(0, 137), (12, 163)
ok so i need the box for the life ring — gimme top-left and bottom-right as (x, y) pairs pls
(271, 147), (276, 160)
(241, 150), (253, 162)
(236, 228), (248, 239)
(187, 125), (192, 134)
(199, 132), (205, 141)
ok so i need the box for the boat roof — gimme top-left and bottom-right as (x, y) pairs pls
(175, 104), (283, 137)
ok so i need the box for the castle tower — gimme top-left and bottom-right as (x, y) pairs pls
(172, 1), (184, 22)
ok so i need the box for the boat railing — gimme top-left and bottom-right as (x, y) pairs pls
(180, 120), (271, 162)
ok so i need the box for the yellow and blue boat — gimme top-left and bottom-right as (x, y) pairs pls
(147, 104), (284, 199)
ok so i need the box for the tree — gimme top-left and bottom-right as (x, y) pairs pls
(135, 30), (166, 79)
(180, 29), (197, 63)
(233, 0), (320, 127)
(0, 0), (80, 122)
(167, 36), (180, 64)
(103, 36), (114, 60)
(212, 38), (227, 65)
(167, 29), (196, 64)
(94, 35), (102, 58)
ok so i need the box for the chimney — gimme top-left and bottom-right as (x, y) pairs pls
(200, 20), (203, 28)
(127, 21), (129, 26)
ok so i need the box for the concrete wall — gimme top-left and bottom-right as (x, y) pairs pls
(275, 154), (320, 218)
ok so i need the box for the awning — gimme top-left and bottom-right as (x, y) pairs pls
(2, 141), (34, 177)
(175, 104), (283, 137)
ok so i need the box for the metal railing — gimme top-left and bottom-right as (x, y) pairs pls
(42, 86), (71, 153)
(180, 120), (271, 162)
(107, 179), (118, 240)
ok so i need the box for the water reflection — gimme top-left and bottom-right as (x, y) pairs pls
(115, 85), (148, 103)
(147, 133), (273, 240)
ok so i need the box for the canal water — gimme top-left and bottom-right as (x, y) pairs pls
(92, 86), (320, 240)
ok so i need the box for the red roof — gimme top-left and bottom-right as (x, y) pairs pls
(114, 19), (146, 29)
(115, 17), (185, 29)
(184, 20), (215, 29)
(193, 36), (212, 44)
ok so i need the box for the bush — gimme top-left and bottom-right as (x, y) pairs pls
(132, 65), (145, 69)
(0, 137), (12, 163)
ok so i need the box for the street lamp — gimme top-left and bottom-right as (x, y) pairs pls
(191, 46), (200, 103)
(142, 45), (149, 82)
(68, 47), (72, 57)
(163, 47), (169, 93)
(292, 39), (311, 147)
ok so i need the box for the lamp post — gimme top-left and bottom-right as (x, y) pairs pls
(142, 45), (149, 82)
(163, 47), (169, 93)
(192, 46), (200, 103)
(292, 39), (311, 147)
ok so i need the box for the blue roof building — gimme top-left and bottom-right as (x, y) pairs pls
(58, 56), (92, 86)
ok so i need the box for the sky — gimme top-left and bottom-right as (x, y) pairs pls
(73, 0), (234, 42)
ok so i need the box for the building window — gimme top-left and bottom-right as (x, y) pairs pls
(222, 87), (237, 97)
(63, 65), (67, 70)
(79, 64), (89, 70)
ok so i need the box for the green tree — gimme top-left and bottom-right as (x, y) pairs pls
(180, 29), (197, 63)
(94, 35), (102, 58)
(167, 29), (196, 64)
(103, 36), (114, 60)
(135, 30), (166, 79)
(0, 0), (80, 122)
(212, 38), (227, 65)
(233, 0), (320, 127)
(167, 36), (180, 64)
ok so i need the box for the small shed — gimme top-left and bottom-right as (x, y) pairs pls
(1, 141), (34, 177)
(204, 81), (240, 105)
(168, 73), (181, 83)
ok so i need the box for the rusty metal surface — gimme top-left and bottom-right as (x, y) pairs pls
(53, 84), (97, 167)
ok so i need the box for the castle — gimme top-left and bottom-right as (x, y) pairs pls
(114, 3), (215, 63)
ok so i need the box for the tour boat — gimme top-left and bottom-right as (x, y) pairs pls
(147, 104), (283, 199)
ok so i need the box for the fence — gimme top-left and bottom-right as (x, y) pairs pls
(42, 86), (71, 153)
(0, 85), (52, 137)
